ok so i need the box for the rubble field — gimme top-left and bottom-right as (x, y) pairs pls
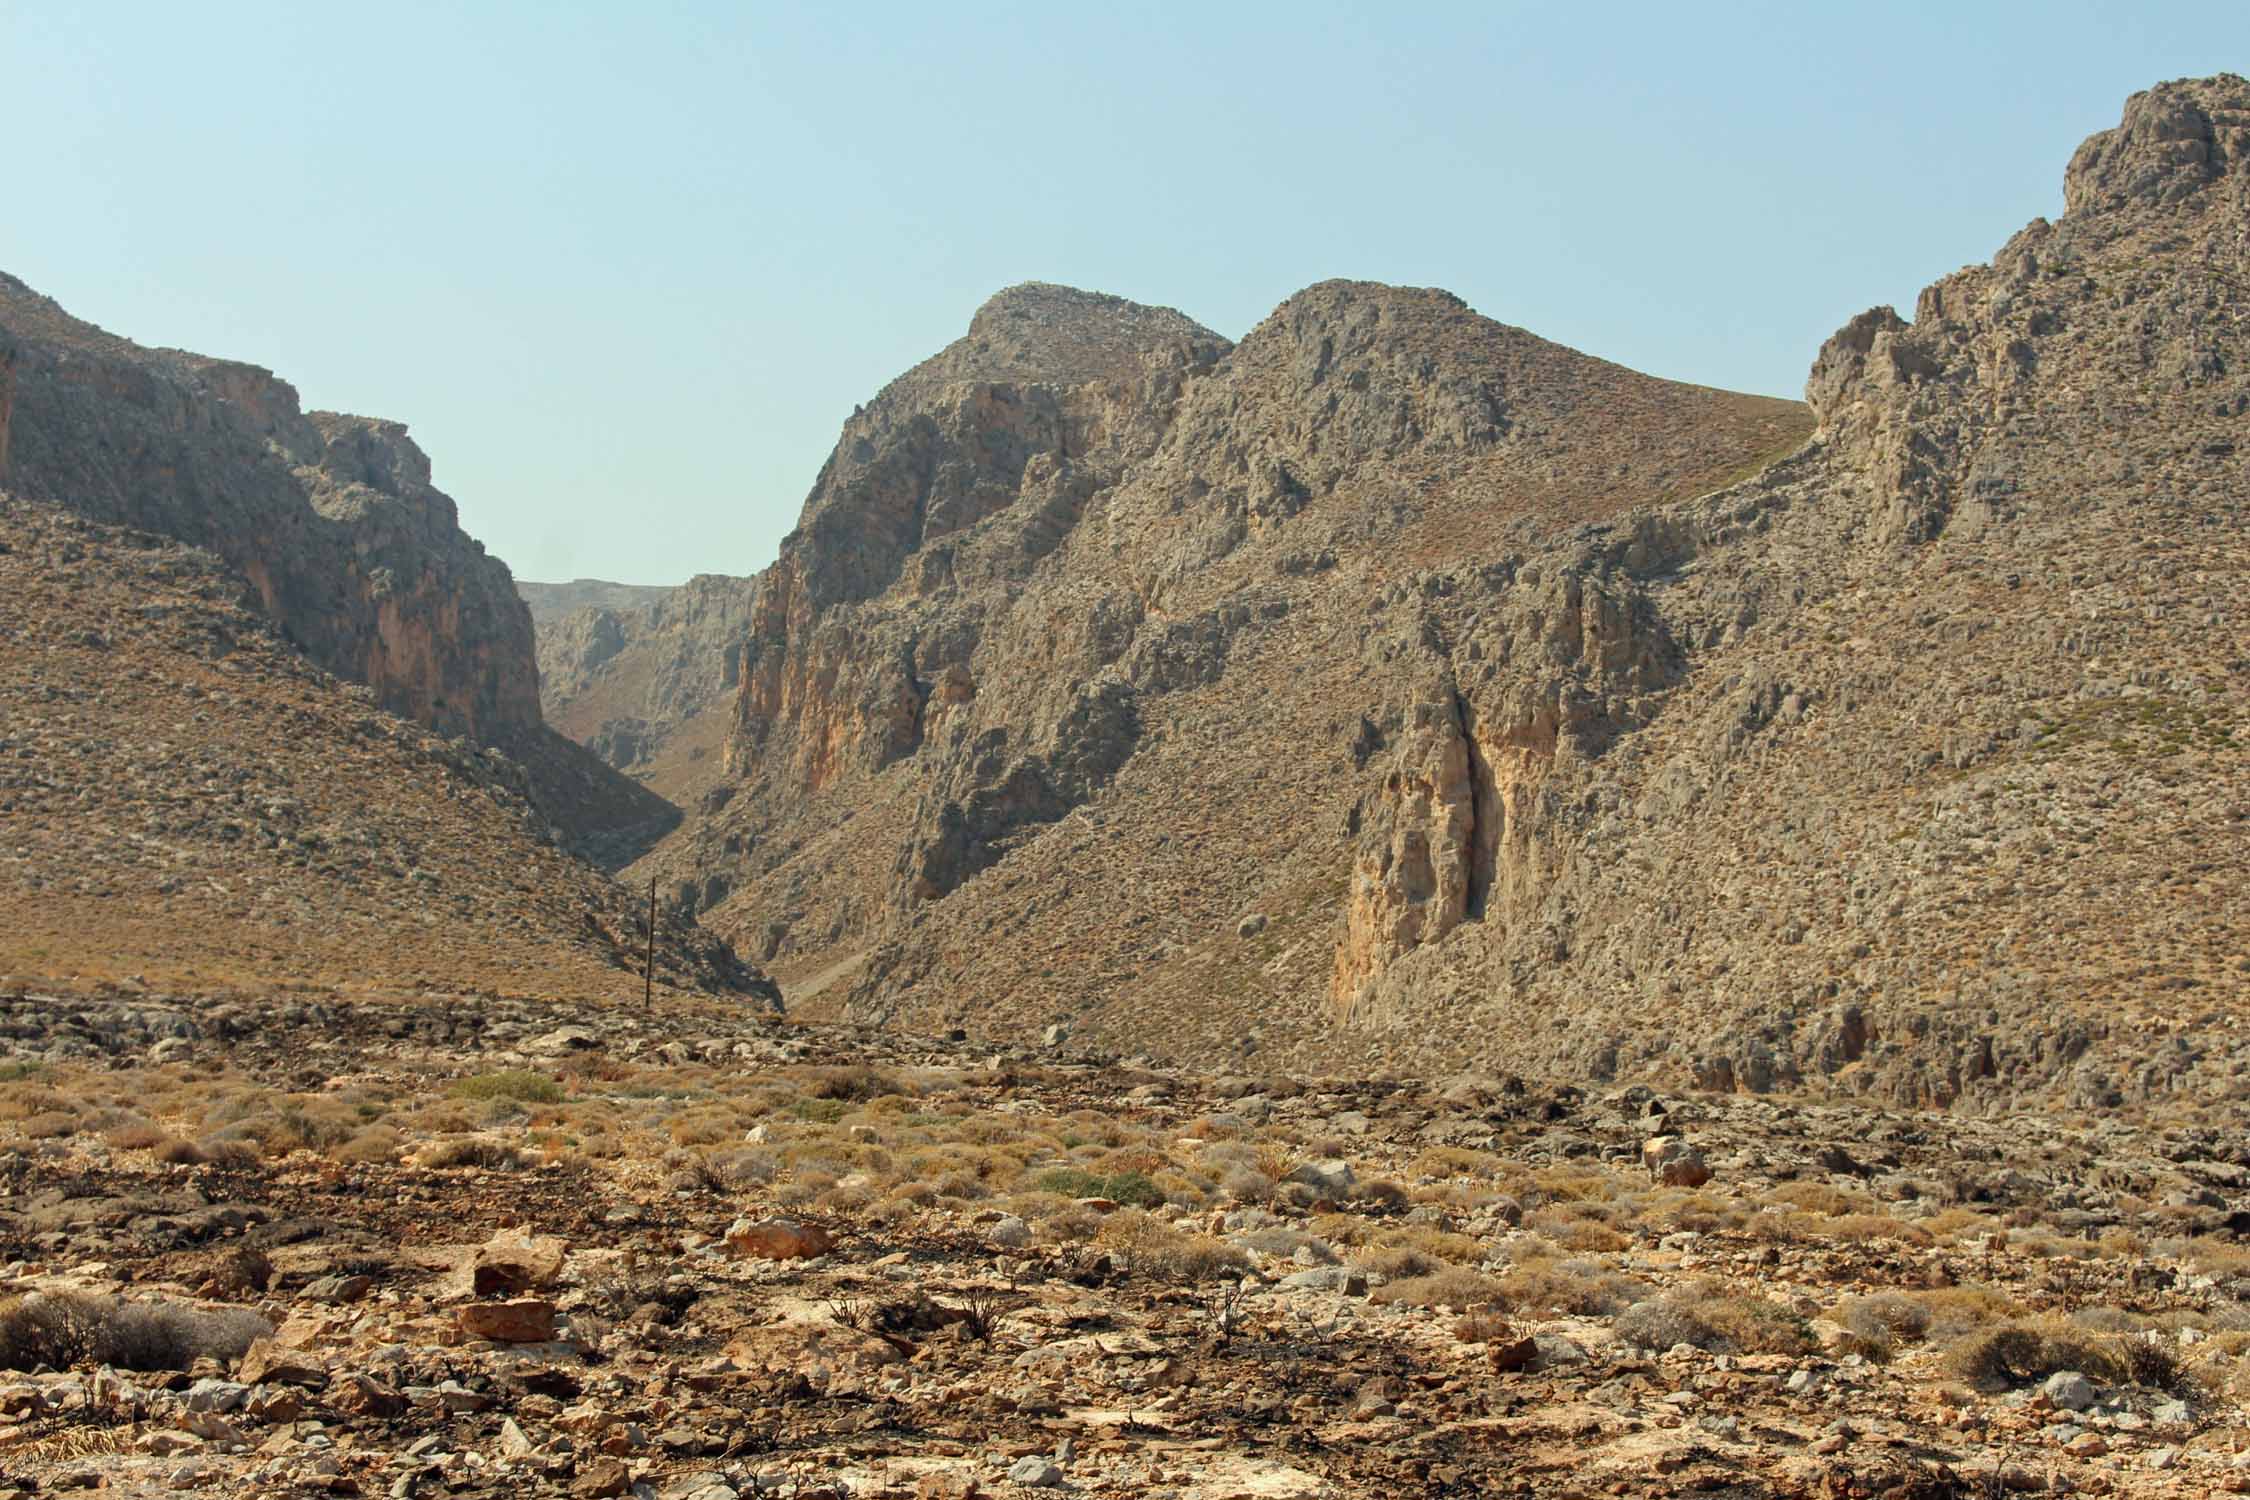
(0, 987), (2246, 1498)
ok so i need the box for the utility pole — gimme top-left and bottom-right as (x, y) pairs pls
(645, 876), (657, 1011)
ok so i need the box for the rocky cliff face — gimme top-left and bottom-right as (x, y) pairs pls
(0, 491), (771, 1002)
(0, 276), (537, 744)
(631, 277), (1808, 1006)
(619, 76), (2250, 1111)
(0, 273), (688, 869)
(1317, 74), (2250, 1107)
(565, 79), (2250, 1103)
(524, 574), (763, 832)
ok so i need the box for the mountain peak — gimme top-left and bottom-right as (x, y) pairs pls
(906, 281), (1229, 390)
(2064, 72), (2249, 216)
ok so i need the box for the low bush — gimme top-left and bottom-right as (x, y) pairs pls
(1947, 1318), (2185, 1392)
(1029, 1168), (1164, 1208)
(1371, 1266), (1505, 1311)
(1494, 1257), (1646, 1317)
(1616, 1285), (1813, 1355)
(415, 1137), (524, 1171)
(448, 1071), (564, 1105)
(0, 1292), (270, 1372)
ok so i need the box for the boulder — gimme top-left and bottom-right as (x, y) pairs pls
(1641, 1136), (1712, 1188)
(236, 1339), (328, 1389)
(572, 1457), (631, 1499)
(1288, 1159), (1357, 1196)
(724, 1218), (834, 1260)
(458, 1299), (559, 1343)
(465, 1226), (568, 1297)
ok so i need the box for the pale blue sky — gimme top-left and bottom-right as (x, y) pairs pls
(3, 4), (2239, 583)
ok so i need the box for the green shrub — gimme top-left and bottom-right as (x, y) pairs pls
(448, 1071), (563, 1104)
(1030, 1167), (1163, 1207)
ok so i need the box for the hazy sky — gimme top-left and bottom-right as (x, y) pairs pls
(4, 4), (2239, 584)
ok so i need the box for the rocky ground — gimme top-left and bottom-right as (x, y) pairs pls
(1, 986), (2248, 1497)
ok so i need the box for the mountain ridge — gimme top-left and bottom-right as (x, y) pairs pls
(588, 75), (2250, 1112)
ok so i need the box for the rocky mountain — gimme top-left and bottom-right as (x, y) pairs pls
(0, 492), (769, 1001)
(618, 77), (2248, 1111)
(626, 277), (1806, 992)
(532, 574), (758, 803)
(0, 275), (681, 870)
(517, 577), (674, 627)
(0, 277), (771, 999)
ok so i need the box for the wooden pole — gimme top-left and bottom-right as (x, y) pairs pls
(645, 876), (657, 1011)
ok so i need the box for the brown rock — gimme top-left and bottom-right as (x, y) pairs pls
(458, 1299), (560, 1343)
(571, 1457), (631, 1499)
(1642, 1136), (1713, 1189)
(466, 1226), (568, 1298)
(1487, 1335), (1539, 1373)
(724, 1218), (834, 1260)
(236, 1338), (328, 1389)
(325, 1372), (408, 1419)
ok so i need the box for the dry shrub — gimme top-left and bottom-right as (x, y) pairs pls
(2171, 1236), (2250, 1278)
(1525, 1208), (1630, 1254)
(1407, 1147), (1499, 1181)
(1531, 1166), (1622, 1205)
(1095, 1210), (1248, 1283)
(105, 1120), (170, 1151)
(415, 1137), (524, 1171)
(1920, 1286), (2024, 1338)
(0, 1085), (70, 1122)
(1766, 1181), (1868, 1217)
(17, 1111), (78, 1140)
(1454, 1309), (1513, 1344)
(1647, 1192), (1746, 1236)
(1356, 1179), (1411, 1211)
(666, 1110), (738, 1148)
(1842, 1292), (1933, 1344)
(197, 1138), (261, 1169)
(1355, 1245), (1439, 1279)
(0, 1292), (270, 1372)
(1617, 1284), (1814, 1355)
(1947, 1317), (2185, 1391)
(804, 1066), (900, 1103)
(204, 1096), (358, 1156)
(332, 1127), (400, 1165)
(706, 1149), (778, 1190)
(1223, 1168), (1277, 1205)
(1820, 1214), (1934, 1246)
(1041, 1207), (1101, 1243)
(448, 1071), (564, 1104)
(817, 1182), (874, 1213)
(1376, 1227), (1485, 1265)
(931, 1169), (990, 1201)
(1494, 1257), (1646, 1317)
(1922, 1207), (2000, 1241)
(1371, 1266), (1505, 1311)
